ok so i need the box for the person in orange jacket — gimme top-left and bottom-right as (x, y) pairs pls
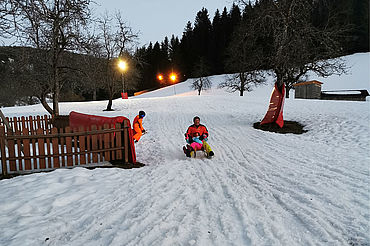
(133, 110), (146, 143)
(183, 116), (214, 157)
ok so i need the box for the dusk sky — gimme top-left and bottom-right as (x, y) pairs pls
(93, 0), (234, 47)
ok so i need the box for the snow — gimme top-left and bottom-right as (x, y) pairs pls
(0, 53), (369, 245)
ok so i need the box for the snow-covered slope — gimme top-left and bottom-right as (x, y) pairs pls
(0, 53), (369, 246)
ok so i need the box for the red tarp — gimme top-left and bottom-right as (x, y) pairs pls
(121, 92), (128, 99)
(69, 111), (136, 163)
(260, 83), (285, 128)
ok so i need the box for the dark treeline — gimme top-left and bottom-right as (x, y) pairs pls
(136, 4), (243, 90)
(136, 0), (368, 91)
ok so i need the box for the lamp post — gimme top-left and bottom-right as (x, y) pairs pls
(118, 59), (128, 98)
(170, 72), (177, 95)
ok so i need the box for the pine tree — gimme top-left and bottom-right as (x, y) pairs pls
(210, 9), (225, 74)
(193, 8), (212, 74)
(180, 21), (195, 77)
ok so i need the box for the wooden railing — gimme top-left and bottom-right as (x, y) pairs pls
(0, 121), (131, 176)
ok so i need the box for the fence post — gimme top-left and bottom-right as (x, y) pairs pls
(37, 128), (46, 169)
(115, 123), (122, 160)
(91, 125), (98, 163)
(104, 124), (111, 162)
(51, 128), (60, 168)
(65, 127), (73, 166)
(123, 120), (129, 163)
(22, 128), (31, 170)
(0, 126), (7, 176)
(78, 126), (86, 165)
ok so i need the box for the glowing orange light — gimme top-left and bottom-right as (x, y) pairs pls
(157, 74), (163, 81)
(118, 60), (127, 71)
(170, 73), (177, 82)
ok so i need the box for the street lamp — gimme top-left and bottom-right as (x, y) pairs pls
(157, 74), (163, 81)
(169, 73), (177, 83)
(118, 60), (128, 98)
(169, 72), (177, 95)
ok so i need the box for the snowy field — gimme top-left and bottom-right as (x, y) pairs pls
(0, 53), (369, 245)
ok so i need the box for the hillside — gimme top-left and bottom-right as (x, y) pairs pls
(0, 53), (369, 246)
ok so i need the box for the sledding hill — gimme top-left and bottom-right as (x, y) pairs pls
(0, 53), (369, 246)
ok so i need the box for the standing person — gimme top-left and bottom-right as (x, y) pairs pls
(133, 110), (146, 143)
(183, 116), (214, 157)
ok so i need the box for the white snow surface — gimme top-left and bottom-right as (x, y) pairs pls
(0, 53), (369, 246)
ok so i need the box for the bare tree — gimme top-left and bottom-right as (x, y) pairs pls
(9, 0), (92, 115)
(220, 71), (265, 96)
(191, 57), (212, 95)
(0, 47), (52, 108)
(0, 0), (15, 40)
(97, 11), (138, 111)
(77, 32), (106, 100)
(221, 16), (266, 96)
(262, 0), (346, 97)
(236, 0), (347, 98)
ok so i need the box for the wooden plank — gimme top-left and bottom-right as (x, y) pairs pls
(86, 129), (91, 164)
(98, 125), (103, 162)
(124, 120), (129, 163)
(40, 116), (45, 133)
(7, 131), (16, 171)
(37, 128), (46, 169)
(44, 115), (49, 133)
(73, 128), (79, 165)
(45, 130), (51, 168)
(36, 115), (42, 129)
(29, 116), (37, 169)
(28, 116), (34, 134)
(78, 126), (86, 165)
(22, 128), (31, 170)
(15, 127), (22, 171)
(59, 128), (65, 167)
(104, 124), (110, 161)
(0, 126), (7, 176)
(91, 125), (98, 163)
(115, 123), (122, 160)
(21, 116), (26, 133)
(110, 124), (115, 161)
(13, 117), (19, 133)
(65, 127), (73, 166)
(51, 128), (60, 168)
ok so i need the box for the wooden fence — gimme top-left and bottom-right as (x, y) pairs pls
(0, 120), (132, 176)
(0, 115), (53, 135)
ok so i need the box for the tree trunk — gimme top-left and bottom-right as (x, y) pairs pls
(286, 86), (290, 98)
(52, 23), (60, 116)
(106, 98), (113, 111)
(53, 81), (60, 116)
(198, 89), (201, 95)
(39, 95), (54, 115)
(93, 87), (97, 101)
(240, 73), (245, 96)
(275, 72), (284, 93)
(105, 84), (113, 111)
